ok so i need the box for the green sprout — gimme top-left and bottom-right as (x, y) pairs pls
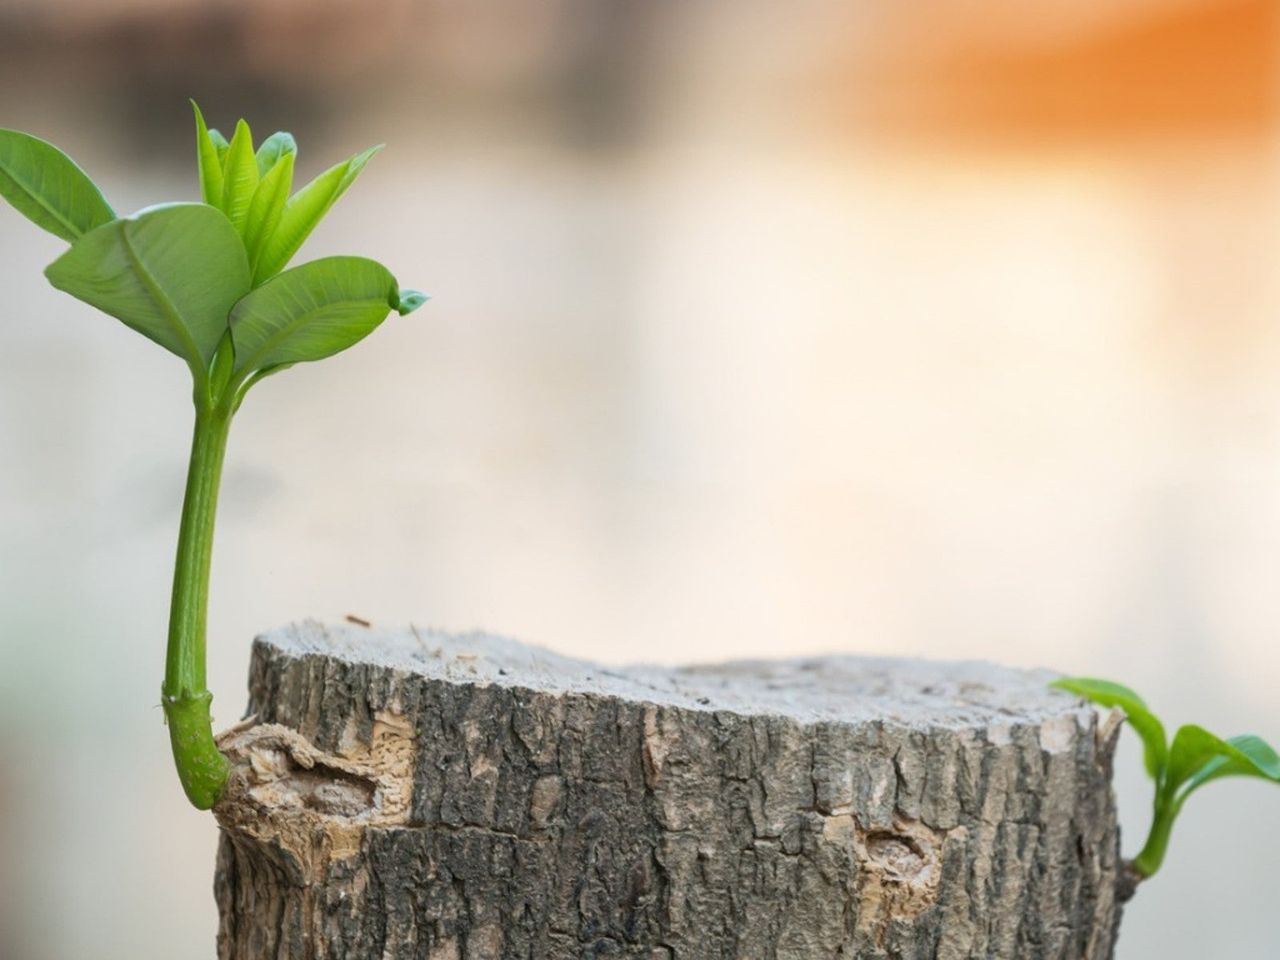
(1051, 677), (1280, 880)
(0, 103), (425, 810)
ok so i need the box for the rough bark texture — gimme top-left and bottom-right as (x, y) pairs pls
(213, 622), (1124, 960)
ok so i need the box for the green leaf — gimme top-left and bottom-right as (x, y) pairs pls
(190, 101), (224, 208)
(1050, 677), (1168, 779)
(208, 129), (230, 164)
(219, 119), (259, 239)
(229, 255), (402, 377)
(252, 144), (382, 284)
(1223, 734), (1280, 779)
(241, 151), (295, 275)
(0, 128), (115, 242)
(44, 203), (251, 373)
(397, 289), (428, 315)
(1168, 725), (1280, 797)
(1182, 734), (1280, 796)
(255, 132), (297, 177)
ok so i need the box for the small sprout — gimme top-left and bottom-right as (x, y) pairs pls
(0, 103), (428, 810)
(1051, 677), (1280, 881)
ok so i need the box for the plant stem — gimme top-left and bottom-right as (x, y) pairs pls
(162, 399), (234, 809)
(1131, 791), (1178, 878)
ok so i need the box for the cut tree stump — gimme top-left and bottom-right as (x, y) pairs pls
(213, 622), (1124, 959)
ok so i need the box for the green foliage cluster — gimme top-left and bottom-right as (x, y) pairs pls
(1, 103), (422, 407)
(0, 104), (425, 809)
(1051, 677), (1280, 878)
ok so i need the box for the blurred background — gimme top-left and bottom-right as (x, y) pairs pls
(0, 0), (1276, 956)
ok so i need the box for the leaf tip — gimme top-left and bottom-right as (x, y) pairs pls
(41, 254), (65, 288)
(191, 100), (212, 134)
(354, 143), (385, 169)
(397, 289), (428, 316)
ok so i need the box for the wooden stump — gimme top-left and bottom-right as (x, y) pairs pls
(213, 622), (1124, 959)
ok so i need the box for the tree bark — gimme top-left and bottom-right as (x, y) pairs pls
(213, 622), (1124, 959)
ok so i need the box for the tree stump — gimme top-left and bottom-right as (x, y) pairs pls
(213, 622), (1124, 959)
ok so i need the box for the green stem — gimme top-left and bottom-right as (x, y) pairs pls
(1131, 790), (1179, 878)
(161, 400), (234, 809)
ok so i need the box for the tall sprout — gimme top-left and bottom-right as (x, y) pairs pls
(0, 104), (426, 808)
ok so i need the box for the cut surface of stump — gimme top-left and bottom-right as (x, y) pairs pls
(214, 621), (1123, 959)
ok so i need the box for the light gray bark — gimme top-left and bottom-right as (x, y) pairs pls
(213, 622), (1124, 959)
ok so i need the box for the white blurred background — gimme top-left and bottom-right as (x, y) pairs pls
(1, 1), (1277, 956)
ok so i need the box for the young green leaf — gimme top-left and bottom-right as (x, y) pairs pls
(1050, 677), (1168, 779)
(219, 119), (260, 239)
(209, 129), (230, 165)
(1167, 725), (1280, 795)
(45, 203), (251, 373)
(255, 131), (297, 177)
(252, 145), (382, 284)
(241, 152), (295, 273)
(190, 101), (224, 209)
(1180, 734), (1280, 795)
(229, 255), (403, 378)
(0, 128), (115, 242)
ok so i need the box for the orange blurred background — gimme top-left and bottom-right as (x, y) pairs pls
(1, 2), (1276, 957)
